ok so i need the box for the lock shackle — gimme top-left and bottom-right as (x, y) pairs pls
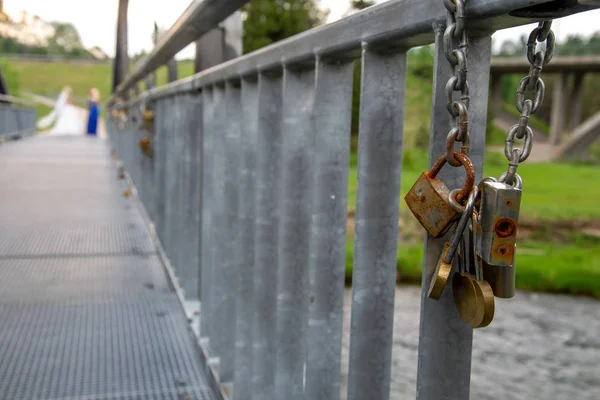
(444, 187), (477, 264)
(428, 152), (475, 204)
(498, 172), (523, 189)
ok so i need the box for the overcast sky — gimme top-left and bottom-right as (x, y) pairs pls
(5, 0), (600, 58)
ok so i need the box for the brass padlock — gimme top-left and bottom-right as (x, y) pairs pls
(141, 110), (154, 132)
(475, 174), (522, 299)
(405, 153), (475, 238)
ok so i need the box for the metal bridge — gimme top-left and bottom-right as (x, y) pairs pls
(0, 1), (598, 400)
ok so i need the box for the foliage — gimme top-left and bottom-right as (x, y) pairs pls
(350, 0), (376, 10)
(242, 0), (329, 53)
(0, 36), (47, 54)
(409, 45), (435, 81)
(0, 20), (91, 57)
(0, 60), (20, 94)
(495, 31), (600, 57)
(48, 22), (84, 52)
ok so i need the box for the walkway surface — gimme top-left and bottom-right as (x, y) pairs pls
(0, 135), (216, 400)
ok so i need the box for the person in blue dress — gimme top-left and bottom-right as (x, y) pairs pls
(86, 88), (100, 136)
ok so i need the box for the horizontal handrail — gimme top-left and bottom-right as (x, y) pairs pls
(111, 0), (597, 109)
(111, 0), (250, 102)
(0, 94), (35, 108)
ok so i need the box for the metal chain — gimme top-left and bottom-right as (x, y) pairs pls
(443, 0), (471, 170)
(502, 21), (555, 185)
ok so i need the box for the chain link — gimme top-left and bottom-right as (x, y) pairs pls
(502, 21), (555, 186)
(443, 0), (471, 169)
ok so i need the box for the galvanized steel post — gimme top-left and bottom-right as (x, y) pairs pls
(252, 72), (283, 400)
(274, 66), (316, 400)
(217, 82), (242, 383)
(209, 84), (228, 367)
(305, 58), (354, 400)
(232, 77), (259, 399)
(200, 87), (216, 350)
(347, 45), (407, 400)
(154, 98), (168, 244)
(176, 93), (203, 300)
(415, 30), (492, 400)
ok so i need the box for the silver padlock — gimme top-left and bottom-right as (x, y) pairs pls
(474, 175), (522, 299)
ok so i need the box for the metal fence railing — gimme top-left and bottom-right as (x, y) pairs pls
(0, 96), (37, 139)
(106, 1), (598, 399)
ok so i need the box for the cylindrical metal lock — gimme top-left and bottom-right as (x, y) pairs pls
(475, 179), (522, 298)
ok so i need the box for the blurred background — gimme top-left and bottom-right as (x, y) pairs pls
(0, 0), (598, 300)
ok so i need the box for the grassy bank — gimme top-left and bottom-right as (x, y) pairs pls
(4, 59), (196, 104)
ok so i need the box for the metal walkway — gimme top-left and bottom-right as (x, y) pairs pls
(0, 136), (217, 400)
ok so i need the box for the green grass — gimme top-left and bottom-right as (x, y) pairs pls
(344, 235), (600, 298)
(347, 149), (600, 221)
(29, 102), (53, 131)
(515, 236), (600, 298)
(3, 59), (196, 105)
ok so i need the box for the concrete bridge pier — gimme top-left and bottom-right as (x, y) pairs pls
(568, 72), (585, 132)
(549, 72), (569, 145)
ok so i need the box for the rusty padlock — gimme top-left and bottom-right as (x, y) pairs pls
(139, 135), (153, 158)
(405, 152), (475, 238)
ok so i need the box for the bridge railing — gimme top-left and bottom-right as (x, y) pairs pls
(0, 96), (37, 140)
(106, 1), (598, 399)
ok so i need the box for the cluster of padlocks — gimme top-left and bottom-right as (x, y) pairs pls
(111, 97), (155, 159)
(405, 158), (521, 328)
(404, 0), (555, 329)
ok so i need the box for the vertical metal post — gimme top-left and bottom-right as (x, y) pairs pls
(200, 86), (215, 349)
(274, 66), (315, 400)
(214, 82), (242, 384)
(173, 95), (186, 280)
(176, 93), (203, 300)
(210, 84), (227, 366)
(415, 32), (491, 400)
(178, 94), (192, 293)
(189, 93), (204, 301)
(154, 98), (168, 243)
(164, 96), (181, 265)
(305, 58), (354, 400)
(549, 72), (568, 145)
(347, 45), (407, 400)
(232, 77), (259, 400)
(568, 72), (585, 132)
(252, 72), (283, 400)
(113, 0), (129, 94)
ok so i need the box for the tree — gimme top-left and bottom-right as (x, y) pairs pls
(350, 0), (376, 10)
(242, 0), (329, 53)
(48, 22), (83, 52)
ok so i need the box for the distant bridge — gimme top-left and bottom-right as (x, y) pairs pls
(490, 56), (600, 160)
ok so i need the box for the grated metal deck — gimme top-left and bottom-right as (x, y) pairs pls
(0, 136), (217, 400)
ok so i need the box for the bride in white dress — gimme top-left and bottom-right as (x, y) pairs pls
(37, 86), (84, 136)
